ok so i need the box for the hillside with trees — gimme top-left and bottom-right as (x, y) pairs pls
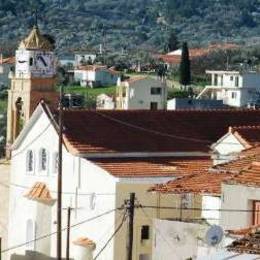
(0, 0), (260, 54)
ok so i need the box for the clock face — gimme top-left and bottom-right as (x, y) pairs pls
(33, 52), (54, 76)
(16, 51), (29, 74)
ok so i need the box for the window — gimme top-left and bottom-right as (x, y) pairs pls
(230, 76), (234, 81)
(26, 150), (34, 173)
(39, 148), (48, 172)
(141, 225), (150, 240)
(220, 75), (223, 86)
(29, 57), (33, 66)
(150, 102), (158, 110)
(214, 74), (218, 86)
(253, 201), (260, 225)
(52, 152), (58, 175)
(26, 219), (35, 249)
(235, 76), (239, 87)
(231, 92), (237, 99)
(151, 87), (162, 95)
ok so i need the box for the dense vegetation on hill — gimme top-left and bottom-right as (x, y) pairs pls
(1, 0), (260, 54)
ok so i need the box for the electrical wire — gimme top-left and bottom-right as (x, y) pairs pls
(139, 205), (260, 213)
(0, 180), (115, 196)
(94, 210), (127, 260)
(95, 111), (212, 145)
(1, 207), (122, 254)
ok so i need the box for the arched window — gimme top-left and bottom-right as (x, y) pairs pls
(26, 150), (34, 173)
(39, 148), (48, 172)
(26, 219), (35, 249)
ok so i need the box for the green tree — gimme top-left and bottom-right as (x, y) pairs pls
(179, 42), (191, 88)
(167, 31), (179, 52)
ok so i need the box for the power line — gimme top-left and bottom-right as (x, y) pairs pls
(0, 180), (115, 196)
(2, 207), (122, 254)
(139, 205), (260, 213)
(95, 111), (212, 145)
(94, 210), (127, 260)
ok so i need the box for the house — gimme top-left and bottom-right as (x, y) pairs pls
(75, 53), (97, 67)
(96, 94), (115, 110)
(0, 56), (15, 89)
(211, 125), (260, 165)
(167, 98), (225, 110)
(197, 70), (260, 107)
(10, 106), (260, 259)
(74, 65), (119, 87)
(116, 77), (167, 110)
(158, 43), (238, 68)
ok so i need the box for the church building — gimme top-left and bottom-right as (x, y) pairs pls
(6, 24), (58, 147)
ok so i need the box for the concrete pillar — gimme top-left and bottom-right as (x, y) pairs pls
(73, 237), (96, 260)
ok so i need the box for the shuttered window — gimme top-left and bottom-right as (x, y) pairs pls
(253, 201), (260, 225)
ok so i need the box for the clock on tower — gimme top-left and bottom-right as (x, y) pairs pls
(6, 25), (58, 150)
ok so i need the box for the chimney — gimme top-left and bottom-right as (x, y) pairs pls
(73, 237), (96, 260)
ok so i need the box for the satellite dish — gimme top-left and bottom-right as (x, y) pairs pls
(205, 225), (224, 246)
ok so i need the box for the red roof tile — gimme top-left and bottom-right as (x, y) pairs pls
(0, 56), (15, 65)
(90, 156), (212, 178)
(227, 229), (260, 255)
(224, 162), (260, 187)
(149, 172), (232, 195)
(227, 225), (260, 236)
(24, 182), (55, 204)
(44, 108), (260, 155)
(229, 125), (260, 147)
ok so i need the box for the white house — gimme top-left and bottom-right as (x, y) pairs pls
(197, 70), (260, 107)
(9, 105), (260, 260)
(0, 56), (15, 89)
(96, 94), (115, 110)
(74, 65), (119, 87)
(75, 54), (97, 67)
(116, 77), (167, 110)
(211, 125), (260, 165)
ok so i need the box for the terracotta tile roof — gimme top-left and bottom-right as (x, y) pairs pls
(149, 172), (233, 195)
(224, 162), (260, 187)
(45, 108), (260, 155)
(227, 229), (260, 255)
(90, 156), (212, 178)
(159, 43), (238, 65)
(0, 56), (15, 65)
(212, 153), (260, 173)
(229, 125), (260, 147)
(24, 182), (55, 204)
(227, 225), (260, 236)
(125, 76), (148, 84)
(73, 237), (96, 248)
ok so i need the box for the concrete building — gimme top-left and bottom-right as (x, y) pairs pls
(75, 53), (97, 67)
(197, 70), (260, 107)
(211, 125), (260, 165)
(96, 94), (115, 110)
(8, 104), (260, 259)
(74, 65), (119, 87)
(116, 77), (167, 110)
(167, 98), (225, 110)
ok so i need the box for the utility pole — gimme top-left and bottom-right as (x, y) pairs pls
(126, 193), (135, 260)
(66, 207), (71, 260)
(57, 85), (64, 260)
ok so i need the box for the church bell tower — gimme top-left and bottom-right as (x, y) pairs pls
(6, 25), (58, 147)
